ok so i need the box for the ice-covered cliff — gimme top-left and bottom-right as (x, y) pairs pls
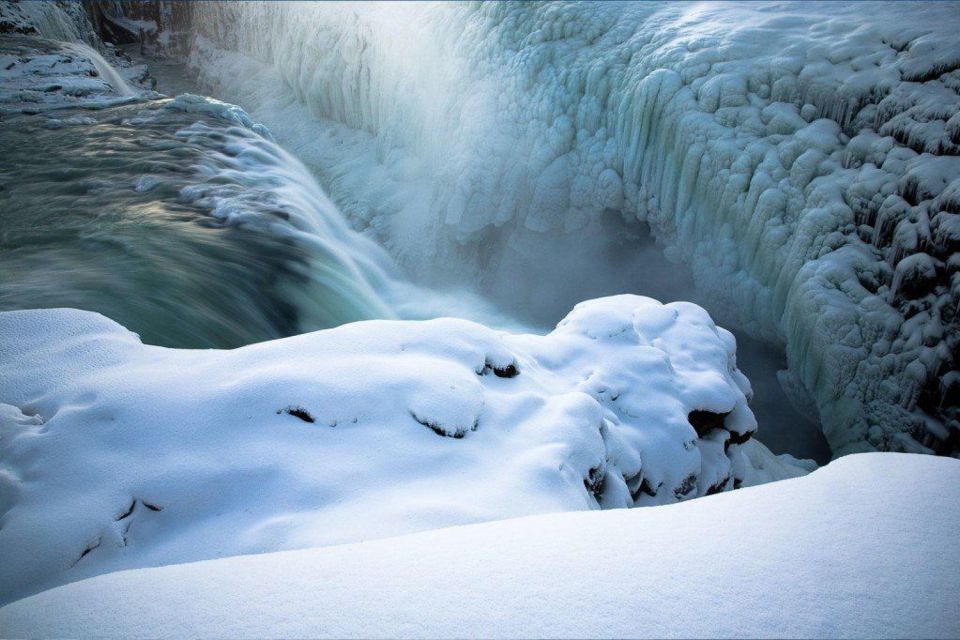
(0, 296), (810, 604)
(177, 2), (960, 457)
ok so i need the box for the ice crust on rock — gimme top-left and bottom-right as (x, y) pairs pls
(182, 1), (960, 456)
(0, 296), (807, 604)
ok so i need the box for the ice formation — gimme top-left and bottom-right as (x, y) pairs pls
(175, 2), (960, 457)
(0, 296), (811, 604)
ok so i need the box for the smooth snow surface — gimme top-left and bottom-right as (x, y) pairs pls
(1, 453), (956, 639)
(183, 1), (960, 457)
(0, 297), (810, 605)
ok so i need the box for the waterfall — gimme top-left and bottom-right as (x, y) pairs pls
(63, 42), (137, 96)
(181, 1), (960, 457)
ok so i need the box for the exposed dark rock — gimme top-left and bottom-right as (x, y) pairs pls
(278, 406), (315, 423)
(687, 409), (729, 438)
(583, 466), (605, 502)
(114, 498), (136, 521)
(673, 473), (698, 500)
(705, 475), (731, 496)
(478, 359), (520, 378)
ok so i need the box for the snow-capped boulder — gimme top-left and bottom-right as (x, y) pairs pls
(0, 296), (808, 604)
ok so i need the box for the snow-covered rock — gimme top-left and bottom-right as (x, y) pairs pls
(181, 1), (960, 457)
(0, 296), (809, 605)
(0, 453), (955, 638)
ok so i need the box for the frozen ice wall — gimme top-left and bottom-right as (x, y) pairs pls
(184, 1), (960, 456)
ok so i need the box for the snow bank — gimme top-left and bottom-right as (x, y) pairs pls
(0, 453), (955, 638)
(183, 2), (960, 457)
(0, 296), (809, 605)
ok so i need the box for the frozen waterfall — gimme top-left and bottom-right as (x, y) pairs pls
(176, 1), (960, 457)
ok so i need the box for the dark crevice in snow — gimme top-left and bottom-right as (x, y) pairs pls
(687, 410), (730, 439)
(492, 363), (518, 378)
(278, 406), (315, 424)
(114, 499), (136, 521)
(638, 477), (661, 499)
(583, 466), (605, 503)
(726, 430), (756, 447)
(70, 537), (101, 568)
(705, 475), (731, 496)
(409, 411), (477, 439)
(673, 474), (698, 500)
(478, 359), (519, 378)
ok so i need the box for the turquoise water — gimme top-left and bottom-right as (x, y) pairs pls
(0, 98), (394, 348)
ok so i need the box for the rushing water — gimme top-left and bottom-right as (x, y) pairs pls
(0, 96), (398, 348)
(61, 42), (137, 97)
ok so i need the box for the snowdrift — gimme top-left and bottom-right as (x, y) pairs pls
(0, 296), (810, 605)
(1, 453), (956, 638)
(183, 2), (960, 457)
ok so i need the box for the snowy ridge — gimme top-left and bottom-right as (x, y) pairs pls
(184, 1), (960, 456)
(1, 453), (956, 638)
(0, 297), (809, 604)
